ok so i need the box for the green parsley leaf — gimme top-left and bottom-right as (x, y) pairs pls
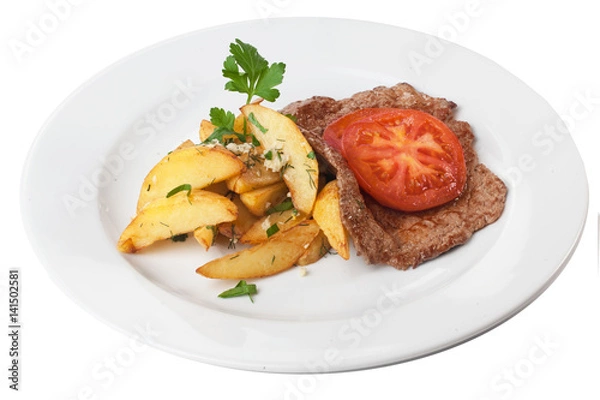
(222, 39), (286, 104)
(248, 112), (268, 133)
(266, 198), (294, 215)
(166, 183), (192, 198)
(254, 62), (286, 102)
(285, 113), (297, 123)
(218, 280), (257, 303)
(209, 107), (236, 129)
(266, 223), (280, 238)
(170, 233), (188, 242)
(307, 151), (316, 159)
(264, 150), (273, 160)
(203, 107), (247, 144)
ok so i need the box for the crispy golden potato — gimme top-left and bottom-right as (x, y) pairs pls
(240, 208), (307, 244)
(118, 189), (237, 253)
(312, 180), (350, 260)
(198, 119), (216, 142)
(241, 104), (318, 214)
(296, 229), (331, 266)
(218, 195), (259, 239)
(233, 114), (247, 134)
(196, 221), (321, 279)
(193, 225), (218, 251)
(204, 180), (230, 196)
(136, 145), (245, 212)
(226, 162), (283, 194)
(240, 182), (288, 217)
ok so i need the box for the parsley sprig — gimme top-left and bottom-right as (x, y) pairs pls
(204, 39), (286, 146)
(203, 107), (246, 144)
(222, 39), (286, 104)
(218, 280), (257, 303)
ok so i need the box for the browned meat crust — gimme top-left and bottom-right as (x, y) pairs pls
(281, 83), (507, 269)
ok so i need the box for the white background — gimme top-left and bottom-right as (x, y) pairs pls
(2, 0), (599, 399)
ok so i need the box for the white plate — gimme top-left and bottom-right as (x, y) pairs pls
(21, 18), (588, 372)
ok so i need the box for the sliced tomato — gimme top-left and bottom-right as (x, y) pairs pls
(323, 108), (394, 153)
(340, 109), (467, 212)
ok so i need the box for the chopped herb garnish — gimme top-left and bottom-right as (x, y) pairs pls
(160, 221), (170, 227)
(146, 184), (151, 191)
(307, 151), (316, 159)
(222, 39), (286, 104)
(206, 225), (218, 246)
(166, 183), (192, 198)
(306, 169), (317, 189)
(228, 224), (237, 249)
(264, 150), (273, 160)
(266, 223), (280, 238)
(171, 233), (188, 242)
(271, 255), (276, 265)
(218, 280), (257, 303)
(266, 198), (294, 215)
(248, 112), (268, 133)
(285, 113), (297, 123)
(280, 162), (294, 177)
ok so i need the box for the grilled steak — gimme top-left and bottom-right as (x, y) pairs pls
(281, 83), (507, 269)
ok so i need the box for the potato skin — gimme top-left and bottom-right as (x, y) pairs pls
(312, 180), (350, 260)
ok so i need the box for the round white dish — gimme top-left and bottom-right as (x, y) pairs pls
(21, 18), (588, 372)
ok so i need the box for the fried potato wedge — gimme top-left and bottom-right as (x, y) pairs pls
(193, 225), (218, 251)
(240, 208), (307, 245)
(240, 181), (288, 217)
(233, 114), (247, 134)
(312, 180), (350, 260)
(226, 162), (283, 194)
(196, 221), (321, 279)
(241, 104), (318, 214)
(118, 189), (237, 253)
(218, 195), (259, 240)
(136, 145), (245, 212)
(175, 139), (196, 150)
(198, 119), (216, 142)
(297, 229), (331, 266)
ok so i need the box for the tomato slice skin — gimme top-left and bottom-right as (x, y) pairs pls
(339, 109), (467, 212)
(323, 108), (396, 153)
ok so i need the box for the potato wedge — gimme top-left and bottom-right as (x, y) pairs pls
(198, 119), (216, 142)
(118, 189), (237, 253)
(193, 225), (218, 251)
(240, 181), (288, 217)
(204, 180), (230, 196)
(240, 208), (307, 245)
(175, 139), (196, 150)
(233, 114), (247, 134)
(241, 104), (318, 214)
(136, 145), (245, 212)
(218, 195), (259, 239)
(297, 229), (331, 266)
(226, 161), (283, 193)
(196, 221), (321, 279)
(312, 180), (350, 260)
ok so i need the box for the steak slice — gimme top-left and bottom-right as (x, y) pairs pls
(281, 83), (507, 269)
